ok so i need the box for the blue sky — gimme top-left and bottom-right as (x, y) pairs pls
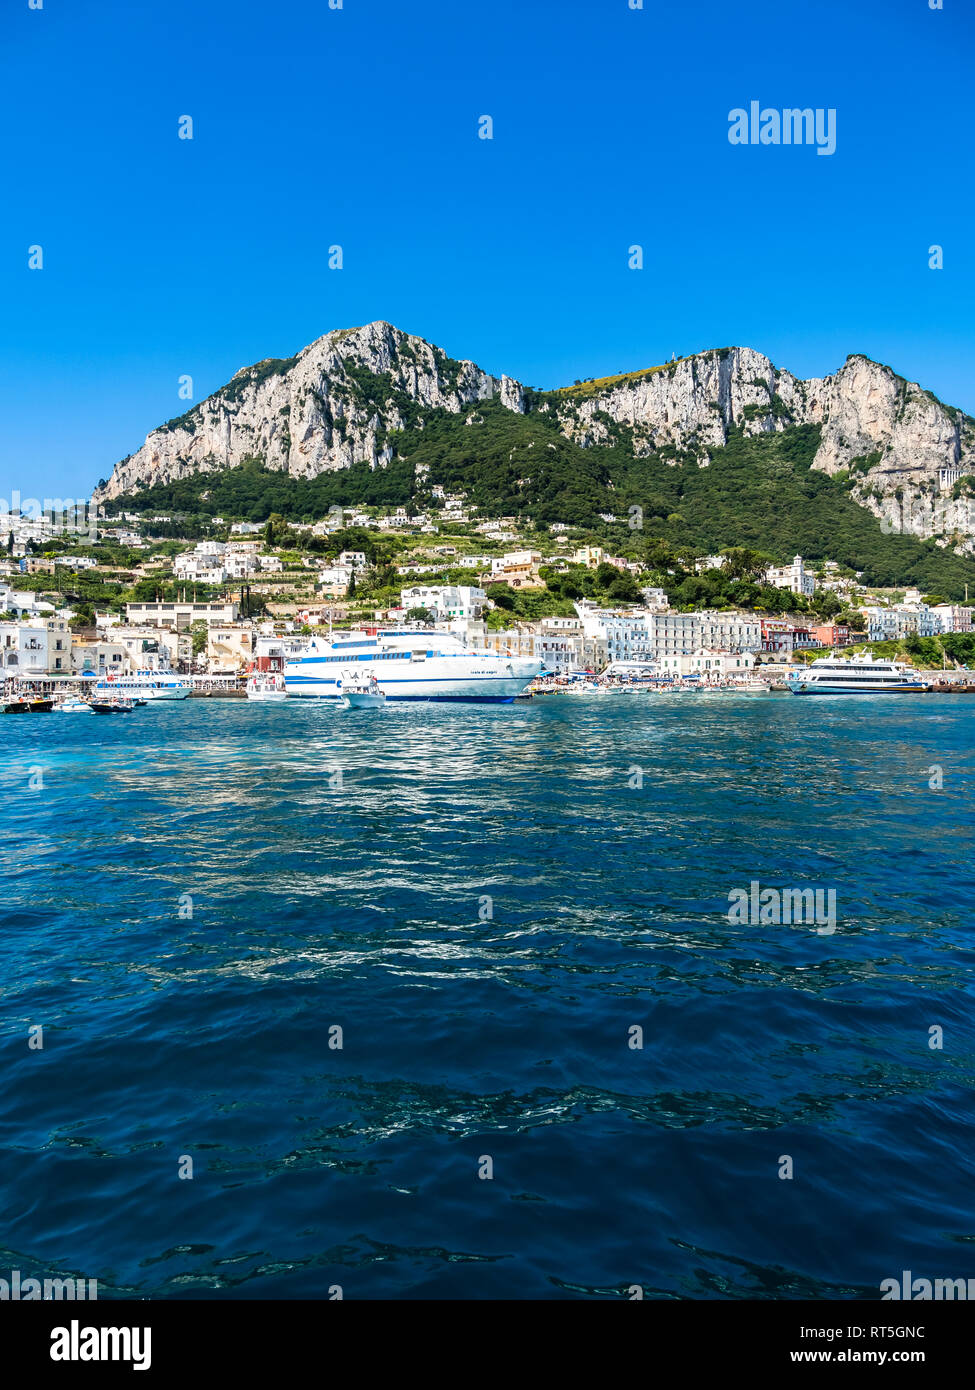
(2, 0), (972, 498)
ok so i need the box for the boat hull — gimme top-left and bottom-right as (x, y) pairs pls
(788, 682), (928, 694)
(286, 665), (540, 703)
(339, 691), (386, 709)
(93, 682), (191, 701)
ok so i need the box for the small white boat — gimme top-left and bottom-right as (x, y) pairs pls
(56, 695), (93, 713)
(246, 672), (288, 702)
(337, 668), (386, 710)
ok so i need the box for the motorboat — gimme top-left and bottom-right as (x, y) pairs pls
(337, 668), (386, 710)
(89, 698), (134, 714)
(56, 695), (93, 713)
(3, 695), (54, 714)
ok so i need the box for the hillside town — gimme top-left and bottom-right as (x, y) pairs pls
(1, 495), (972, 692)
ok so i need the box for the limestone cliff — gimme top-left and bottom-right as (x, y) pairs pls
(95, 325), (975, 545)
(97, 321), (502, 500)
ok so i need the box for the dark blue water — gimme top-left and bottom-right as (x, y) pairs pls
(1, 693), (973, 1299)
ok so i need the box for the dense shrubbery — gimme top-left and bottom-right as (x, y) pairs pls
(101, 454), (416, 522)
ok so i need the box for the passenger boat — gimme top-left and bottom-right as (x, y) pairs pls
(246, 672), (288, 702)
(93, 670), (191, 701)
(787, 654), (929, 694)
(285, 629), (542, 702)
(337, 668), (386, 710)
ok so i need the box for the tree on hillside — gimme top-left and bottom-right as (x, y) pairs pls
(486, 583), (515, 610)
(811, 591), (843, 620)
(720, 547), (768, 581)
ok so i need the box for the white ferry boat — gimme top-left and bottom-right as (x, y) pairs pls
(284, 629), (542, 702)
(787, 654), (929, 694)
(93, 669), (192, 701)
(246, 672), (288, 702)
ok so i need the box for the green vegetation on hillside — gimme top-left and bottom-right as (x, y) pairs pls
(102, 454), (417, 522)
(100, 392), (975, 601)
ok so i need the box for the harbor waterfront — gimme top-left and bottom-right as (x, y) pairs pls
(2, 695), (973, 1299)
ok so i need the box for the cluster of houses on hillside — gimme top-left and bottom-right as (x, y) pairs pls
(172, 540), (286, 583)
(1, 493), (972, 686)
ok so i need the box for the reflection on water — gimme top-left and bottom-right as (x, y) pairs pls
(0, 695), (973, 1298)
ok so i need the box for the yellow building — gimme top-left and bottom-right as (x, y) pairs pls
(206, 624), (255, 673)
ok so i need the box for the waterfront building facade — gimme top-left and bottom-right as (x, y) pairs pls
(0, 617), (72, 676)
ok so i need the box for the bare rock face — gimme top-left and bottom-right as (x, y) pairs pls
(94, 325), (975, 546)
(95, 321), (501, 501)
(552, 347), (805, 457)
(799, 356), (975, 541)
(551, 350), (975, 543)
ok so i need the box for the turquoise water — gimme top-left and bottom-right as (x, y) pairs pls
(1, 693), (973, 1299)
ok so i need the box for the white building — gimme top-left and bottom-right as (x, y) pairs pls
(0, 583), (55, 620)
(575, 607), (653, 663)
(125, 600), (239, 628)
(400, 585), (486, 621)
(646, 610), (763, 659)
(766, 554), (817, 597)
(641, 587), (669, 609)
(109, 626), (186, 671)
(657, 647), (756, 678)
(929, 604), (972, 633)
(174, 553), (226, 583)
(0, 617), (72, 676)
(860, 604), (939, 642)
(317, 565), (354, 590)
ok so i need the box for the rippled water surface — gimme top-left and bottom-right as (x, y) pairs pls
(1, 693), (973, 1299)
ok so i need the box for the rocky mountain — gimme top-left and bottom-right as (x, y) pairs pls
(95, 322), (975, 548)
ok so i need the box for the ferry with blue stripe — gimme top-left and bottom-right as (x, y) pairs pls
(284, 629), (542, 702)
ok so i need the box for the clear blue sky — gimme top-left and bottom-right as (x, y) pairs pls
(2, 0), (972, 499)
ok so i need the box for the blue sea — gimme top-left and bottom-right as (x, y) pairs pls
(1, 692), (973, 1300)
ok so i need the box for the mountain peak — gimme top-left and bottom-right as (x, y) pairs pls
(92, 326), (975, 550)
